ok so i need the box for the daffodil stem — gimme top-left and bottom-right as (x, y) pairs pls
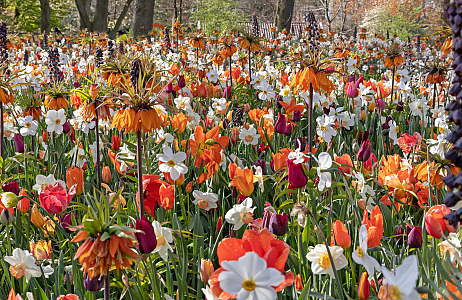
(137, 130), (144, 218)
(346, 248), (356, 293)
(0, 102), (4, 165)
(390, 67), (395, 103)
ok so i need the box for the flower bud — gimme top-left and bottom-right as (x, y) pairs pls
(333, 220), (351, 249)
(135, 217), (157, 254)
(294, 137), (306, 151)
(102, 165), (112, 183)
(275, 113), (287, 134)
(178, 75), (186, 88)
(1, 192), (18, 208)
(112, 135), (121, 151)
(268, 212), (289, 236)
(42, 130), (48, 142)
(394, 226), (405, 245)
(287, 159), (307, 188)
(200, 259), (214, 283)
(0, 209), (13, 226)
(14, 134), (24, 153)
(358, 272), (370, 300)
(31, 204), (46, 227)
(357, 139), (372, 162)
(63, 121), (71, 133)
(60, 213), (74, 233)
(185, 182), (193, 193)
(295, 274), (303, 290)
(84, 274), (104, 291)
(407, 225), (423, 248)
(17, 197), (30, 213)
(215, 216), (223, 238)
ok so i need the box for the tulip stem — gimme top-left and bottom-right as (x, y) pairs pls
(1, 102), (3, 165)
(137, 130), (144, 218)
(390, 67), (395, 103)
(346, 248), (356, 292)
(104, 265), (110, 300)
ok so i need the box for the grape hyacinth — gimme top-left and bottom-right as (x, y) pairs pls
(442, 0), (462, 227)
(95, 48), (103, 68)
(130, 58), (143, 89)
(48, 48), (60, 82)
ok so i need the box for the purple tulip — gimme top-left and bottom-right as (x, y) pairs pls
(284, 123), (292, 136)
(269, 212), (289, 236)
(357, 140), (372, 162)
(394, 226), (405, 245)
(292, 110), (301, 122)
(407, 226), (423, 248)
(166, 81), (173, 93)
(275, 113), (287, 134)
(253, 160), (267, 175)
(3, 180), (20, 196)
(69, 132), (75, 142)
(60, 213), (75, 233)
(178, 75), (186, 88)
(135, 217), (157, 254)
(294, 137), (306, 151)
(14, 134), (24, 153)
(223, 85), (232, 99)
(63, 121), (71, 133)
(84, 274), (104, 291)
(377, 98), (386, 110)
(346, 82), (359, 98)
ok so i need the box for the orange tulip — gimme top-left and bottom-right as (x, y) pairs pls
(17, 197), (30, 213)
(31, 204), (47, 227)
(30, 240), (52, 260)
(333, 220), (351, 249)
(361, 206), (383, 248)
(184, 125), (229, 168)
(160, 183), (174, 210)
(228, 163), (257, 196)
(170, 113), (188, 134)
(200, 259), (214, 283)
(66, 166), (84, 195)
(334, 154), (353, 175)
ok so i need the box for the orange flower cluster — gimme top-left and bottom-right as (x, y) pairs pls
(44, 96), (68, 110)
(228, 163), (257, 196)
(208, 229), (294, 299)
(0, 88), (14, 105)
(384, 55), (404, 69)
(378, 155), (445, 210)
(240, 39), (259, 52)
(138, 174), (174, 217)
(111, 108), (161, 133)
(72, 231), (140, 279)
(290, 67), (334, 93)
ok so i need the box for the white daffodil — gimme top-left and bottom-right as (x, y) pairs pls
(5, 248), (54, 282)
(239, 125), (260, 146)
(306, 244), (348, 278)
(438, 233), (462, 264)
(218, 251), (284, 300)
(202, 285), (218, 300)
(118, 144), (135, 172)
(69, 145), (87, 168)
(32, 174), (66, 192)
(152, 220), (173, 261)
(257, 81), (275, 101)
(225, 198), (255, 230)
(427, 133), (447, 158)
(192, 190), (218, 211)
(207, 69), (219, 82)
(211, 97), (227, 111)
(352, 225), (381, 276)
(174, 95), (191, 110)
(4, 122), (18, 140)
(409, 97), (429, 117)
(88, 140), (103, 160)
(388, 120), (399, 145)
(18, 116), (38, 136)
(316, 152), (332, 191)
(381, 255), (420, 300)
(45, 109), (66, 134)
(287, 147), (307, 164)
(316, 115), (337, 143)
(359, 185), (375, 212)
(157, 145), (188, 181)
(254, 166), (265, 192)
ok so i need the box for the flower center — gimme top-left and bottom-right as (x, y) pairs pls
(198, 199), (209, 210)
(318, 252), (331, 269)
(156, 235), (166, 246)
(10, 264), (25, 279)
(77, 153), (84, 160)
(320, 125), (326, 131)
(242, 279), (256, 291)
(167, 160), (176, 167)
(25, 122), (31, 128)
(241, 211), (254, 224)
(395, 126), (399, 133)
(357, 246), (363, 258)
(390, 285), (401, 300)
(245, 135), (254, 143)
(439, 127), (444, 133)
(55, 119), (61, 125)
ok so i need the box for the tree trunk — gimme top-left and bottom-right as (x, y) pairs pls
(132, 0), (155, 39)
(75, 0), (93, 31)
(108, 0), (134, 39)
(40, 0), (50, 34)
(94, 0), (109, 33)
(274, 0), (295, 33)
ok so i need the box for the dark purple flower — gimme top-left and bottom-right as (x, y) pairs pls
(268, 212), (289, 236)
(14, 134), (24, 153)
(357, 140), (372, 162)
(407, 226), (423, 248)
(253, 160), (267, 175)
(2, 180), (20, 196)
(63, 121), (71, 133)
(84, 274), (104, 291)
(135, 217), (157, 254)
(178, 75), (186, 88)
(275, 113), (287, 134)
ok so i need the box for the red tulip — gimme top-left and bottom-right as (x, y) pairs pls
(357, 139), (372, 162)
(358, 272), (370, 300)
(275, 112), (287, 134)
(39, 183), (77, 214)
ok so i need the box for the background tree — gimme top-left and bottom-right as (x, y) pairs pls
(132, 0), (154, 38)
(274, 0), (295, 33)
(39, 0), (50, 34)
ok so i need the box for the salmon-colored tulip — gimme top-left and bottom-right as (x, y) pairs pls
(334, 154), (353, 174)
(425, 205), (455, 239)
(200, 259), (214, 283)
(17, 197), (30, 213)
(66, 166), (84, 195)
(102, 165), (112, 183)
(333, 220), (351, 249)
